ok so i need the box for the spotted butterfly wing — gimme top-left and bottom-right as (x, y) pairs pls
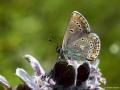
(62, 11), (90, 49)
(69, 33), (100, 61)
(62, 11), (100, 61)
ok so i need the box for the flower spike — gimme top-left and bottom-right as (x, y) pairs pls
(16, 68), (39, 90)
(25, 54), (45, 76)
(0, 75), (11, 90)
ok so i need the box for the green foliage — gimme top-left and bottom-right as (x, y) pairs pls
(0, 0), (120, 87)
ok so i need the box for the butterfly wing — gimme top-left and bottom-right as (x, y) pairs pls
(62, 11), (100, 61)
(86, 33), (100, 61)
(62, 11), (90, 50)
(62, 11), (91, 61)
(67, 33), (100, 61)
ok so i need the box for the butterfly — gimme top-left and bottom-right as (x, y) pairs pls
(51, 11), (100, 89)
(61, 11), (100, 62)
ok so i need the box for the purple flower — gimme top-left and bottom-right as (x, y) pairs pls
(16, 54), (55, 90)
(0, 54), (106, 90)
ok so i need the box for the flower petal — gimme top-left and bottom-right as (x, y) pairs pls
(0, 75), (11, 89)
(16, 68), (39, 90)
(25, 54), (45, 76)
(92, 59), (100, 68)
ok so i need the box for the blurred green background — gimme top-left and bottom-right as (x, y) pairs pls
(0, 0), (120, 88)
